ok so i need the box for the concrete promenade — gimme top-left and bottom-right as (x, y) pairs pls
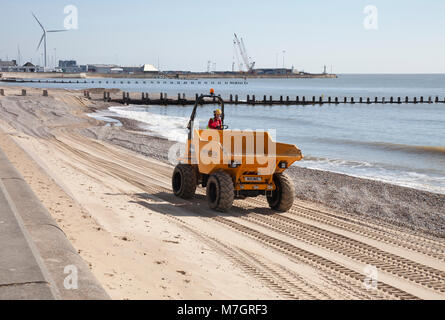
(0, 147), (109, 300)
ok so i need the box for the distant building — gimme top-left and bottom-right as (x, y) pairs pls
(254, 68), (292, 75)
(0, 60), (40, 72)
(59, 60), (77, 68)
(142, 64), (159, 74)
(110, 67), (124, 74)
(58, 60), (85, 73)
(86, 64), (119, 73)
(83, 63), (158, 74)
(0, 60), (17, 71)
(122, 66), (142, 73)
(21, 62), (37, 72)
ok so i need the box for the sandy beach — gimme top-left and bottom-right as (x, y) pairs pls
(1, 86), (445, 300)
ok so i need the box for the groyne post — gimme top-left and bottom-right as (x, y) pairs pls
(22, 89), (26, 96)
(160, 92), (163, 101)
(263, 95), (266, 103)
(405, 96), (409, 103)
(270, 96), (273, 103)
(334, 97), (338, 104)
(397, 97), (401, 104)
(319, 96), (322, 104)
(104, 92), (107, 101)
(420, 96), (424, 103)
(428, 96), (432, 104)
(0, 89), (4, 96)
(287, 96), (290, 104)
(343, 97), (347, 104)
(247, 95), (250, 103)
(367, 97), (370, 104)
(382, 97), (385, 104)
(43, 90), (48, 97)
(235, 94), (238, 104)
(390, 97), (393, 103)
(230, 94), (233, 102)
(359, 97), (363, 104)
(328, 97), (331, 104)
(280, 96), (283, 103)
(296, 96), (300, 103)
(435, 96), (439, 103)
(252, 95), (256, 104)
(375, 97), (378, 103)
(414, 97), (417, 104)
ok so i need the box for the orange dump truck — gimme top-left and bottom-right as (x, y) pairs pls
(172, 92), (303, 212)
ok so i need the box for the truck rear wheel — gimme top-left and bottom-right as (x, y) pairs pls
(267, 173), (295, 212)
(172, 164), (197, 199)
(206, 171), (234, 212)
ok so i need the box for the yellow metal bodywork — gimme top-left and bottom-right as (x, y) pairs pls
(181, 129), (303, 191)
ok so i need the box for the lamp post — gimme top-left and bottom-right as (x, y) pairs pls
(282, 50), (286, 69)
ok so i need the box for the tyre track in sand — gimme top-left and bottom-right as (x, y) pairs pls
(53, 137), (338, 299)
(51, 135), (445, 299)
(67, 133), (445, 263)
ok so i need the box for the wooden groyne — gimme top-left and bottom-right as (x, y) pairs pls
(93, 91), (445, 106)
(1, 87), (444, 105)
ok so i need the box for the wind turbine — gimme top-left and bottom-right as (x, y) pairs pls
(32, 13), (67, 68)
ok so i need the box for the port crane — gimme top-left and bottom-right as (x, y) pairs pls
(233, 33), (255, 73)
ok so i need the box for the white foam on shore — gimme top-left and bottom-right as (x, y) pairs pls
(108, 106), (189, 142)
(297, 158), (445, 194)
(87, 113), (122, 127)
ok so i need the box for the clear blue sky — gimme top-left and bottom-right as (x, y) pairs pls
(1, 0), (444, 73)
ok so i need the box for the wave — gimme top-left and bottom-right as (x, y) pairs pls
(310, 137), (445, 157)
(371, 143), (445, 156)
(108, 106), (188, 142)
(297, 158), (445, 194)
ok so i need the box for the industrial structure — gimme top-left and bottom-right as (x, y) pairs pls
(233, 33), (255, 73)
(32, 13), (67, 69)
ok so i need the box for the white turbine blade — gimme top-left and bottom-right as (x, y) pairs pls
(37, 34), (44, 50)
(32, 12), (45, 32)
(47, 29), (68, 33)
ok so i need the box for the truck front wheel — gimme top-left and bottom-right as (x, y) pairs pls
(206, 171), (234, 212)
(172, 164), (197, 199)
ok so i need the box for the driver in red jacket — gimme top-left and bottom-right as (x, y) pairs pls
(208, 109), (222, 130)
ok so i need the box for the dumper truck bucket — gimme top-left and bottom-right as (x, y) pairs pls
(190, 129), (302, 176)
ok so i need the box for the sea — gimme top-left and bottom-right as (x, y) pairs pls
(4, 74), (445, 194)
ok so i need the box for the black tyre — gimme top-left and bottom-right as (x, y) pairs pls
(206, 171), (234, 212)
(172, 164), (197, 199)
(267, 173), (295, 212)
